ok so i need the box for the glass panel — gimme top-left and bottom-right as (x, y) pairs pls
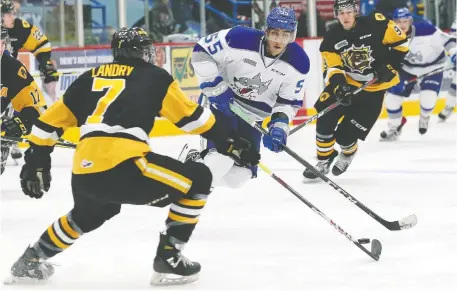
(82, 0), (118, 45)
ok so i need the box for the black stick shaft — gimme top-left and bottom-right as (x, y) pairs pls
(290, 78), (377, 135)
(258, 162), (379, 261)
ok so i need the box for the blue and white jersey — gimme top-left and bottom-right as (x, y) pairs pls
(402, 21), (456, 76)
(191, 26), (310, 122)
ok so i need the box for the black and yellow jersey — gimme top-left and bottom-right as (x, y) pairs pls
(27, 59), (226, 175)
(320, 13), (409, 92)
(6, 18), (52, 64)
(1, 53), (45, 128)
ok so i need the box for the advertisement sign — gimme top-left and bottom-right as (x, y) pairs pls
(170, 46), (199, 90)
(50, 49), (113, 70)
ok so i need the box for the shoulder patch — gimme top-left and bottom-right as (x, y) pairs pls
(226, 26), (263, 52)
(413, 21), (437, 37)
(280, 42), (310, 74)
(21, 20), (31, 28)
(375, 13), (386, 21)
(18, 66), (27, 79)
(0, 87), (8, 98)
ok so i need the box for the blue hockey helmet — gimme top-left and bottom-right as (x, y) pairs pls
(266, 7), (297, 43)
(393, 7), (412, 20)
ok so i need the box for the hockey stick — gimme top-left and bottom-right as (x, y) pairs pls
(229, 102), (418, 231)
(290, 78), (378, 135)
(404, 66), (454, 85)
(258, 161), (382, 261)
(198, 94), (209, 151)
(1, 135), (77, 149)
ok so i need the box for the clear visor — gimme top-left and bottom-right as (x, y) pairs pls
(265, 29), (296, 44)
(142, 46), (156, 64)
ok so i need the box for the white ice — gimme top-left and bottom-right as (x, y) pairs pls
(0, 115), (456, 291)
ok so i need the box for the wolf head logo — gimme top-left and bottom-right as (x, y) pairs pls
(233, 73), (272, 99)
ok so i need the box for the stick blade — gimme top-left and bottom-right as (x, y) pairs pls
(399, 214), (418, 230)
(371, 239), (382, 261)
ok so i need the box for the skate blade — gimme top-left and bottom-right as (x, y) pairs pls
(3, 275), (48, 285)
(150, 272), (199, 286)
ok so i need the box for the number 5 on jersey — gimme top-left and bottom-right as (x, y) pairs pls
(86, 77), (126, 124)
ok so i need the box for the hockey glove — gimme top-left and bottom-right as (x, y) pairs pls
(20, 146), (52, 199)
(1, 116), (28, 137)
(39, 60), (59, 83)
(200, 76), (235, 117)
(334, 84), (353, 106)
(263, 114), (289, 153)
(215, 134), (260, 167)
(376, 64), (397, 83)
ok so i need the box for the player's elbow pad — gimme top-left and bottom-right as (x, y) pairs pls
(18, 107), (40, 133)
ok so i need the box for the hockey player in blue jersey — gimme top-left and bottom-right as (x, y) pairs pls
(380, 8), (456, 140)
(186, 7), (309, 188)
(438, 18), (457, 121)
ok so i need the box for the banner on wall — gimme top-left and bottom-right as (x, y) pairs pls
(170, 46), (199, 90)
(47, 49), (113, 70)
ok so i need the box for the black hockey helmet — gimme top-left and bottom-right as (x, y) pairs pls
(1, 0), (15, 14)
(333, 0), (358, 16)
(111, 27), (155, 64)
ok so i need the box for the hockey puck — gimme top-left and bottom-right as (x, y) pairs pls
(358, 238), (370, 244)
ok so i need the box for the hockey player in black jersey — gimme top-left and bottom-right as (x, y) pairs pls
(1, 26), (45, 174)
(1, 0), (59, 101)
(303, 0), (409, 179)
(6, 27), (259, 285)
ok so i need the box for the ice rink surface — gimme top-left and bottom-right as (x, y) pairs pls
(0, 115), (456, 291)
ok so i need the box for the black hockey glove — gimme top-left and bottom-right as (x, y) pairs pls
(375, 64), (397, 83)
(20, 146), (52, 199)
(2, 116), (28, 137)
(39, 60), (59, 83)
(334, 84), (353, 106)
(215, 135), (260, 167)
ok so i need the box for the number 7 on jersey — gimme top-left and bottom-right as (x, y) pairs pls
(86, 77), (126, 124)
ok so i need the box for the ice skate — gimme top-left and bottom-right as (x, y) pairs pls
(332, 152), (356, 176)
(1, 142), (11, 174)
(303, 151), (338, 180)
(380, 117), (407, 141)
(438, 106), (455, 121)
(150, 233), (200, 285)
(419, 115), (430, 135)
(4, 247), (54, 284)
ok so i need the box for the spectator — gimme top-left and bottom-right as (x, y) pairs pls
(133, 0), (175, 43)
(296, 1), (326, 37)
(170, 0), (190, 33)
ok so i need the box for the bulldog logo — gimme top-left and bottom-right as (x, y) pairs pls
(341, 44), (374, 74)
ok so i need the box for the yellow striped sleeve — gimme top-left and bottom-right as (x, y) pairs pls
(22, 25), (51, 55)
(160, 80), (216, 134)
(382, 20), (408, 48)
(39, 99), (78, 130)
